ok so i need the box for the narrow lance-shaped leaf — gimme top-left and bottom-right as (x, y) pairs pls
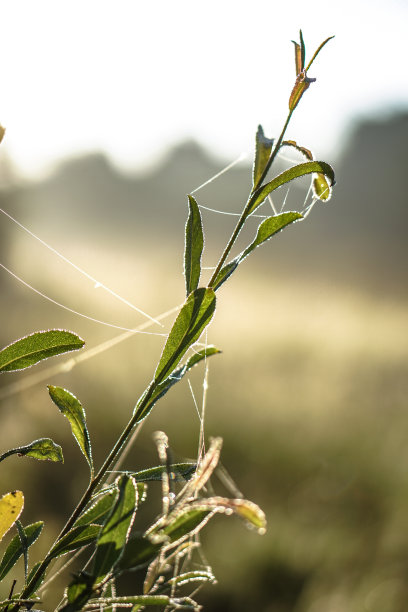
(0, 521), (43, 582)
(154, 287), (216, 385)
(282, 140), (333, 201)
(252, 125), (274, 188)
(134, 345), (221, 423)
(93, 474), (138, 584)
(74, 490), (118, 528)
(246, 161), (335, 217)
(0, 330), (84, 373)
(0, 438), (63, 464)
(184, 195), (204, 296)
(46, 524), (101, 561)
(63, 571), (95, 611)
(213, 212), (303, 291)
(48, 386), (93, 476)
(0, 491), (24, 542)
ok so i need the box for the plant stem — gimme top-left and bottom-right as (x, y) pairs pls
(208, 109), (293, 288)
(17, 383), (156, 605)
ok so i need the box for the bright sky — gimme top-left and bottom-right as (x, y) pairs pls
(1, 0), (407, 178)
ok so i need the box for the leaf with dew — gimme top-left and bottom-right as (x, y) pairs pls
(184, 195), (204, 296)
(246, 161), (335, 217)
(253, 125), (274, 188)
(0, 521), (43, 582)
(48, 386), (93, 476)
(92, 474), (138, 584)
(0, 330), (84, 373)
(154, 288), (216, 385)
(0, 438), (63, 464)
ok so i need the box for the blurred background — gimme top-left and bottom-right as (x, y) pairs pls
(0, 1), (408, 610)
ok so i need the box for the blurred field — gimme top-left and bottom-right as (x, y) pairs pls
(0, 112), (407, 611)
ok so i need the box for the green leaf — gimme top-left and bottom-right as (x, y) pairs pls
(134, 344), (220, 423)
(0, 330), (84, 373)
(213, 212), (302, 291)
(48, 386), (93, 476)
(118, 532), (161, 572)
(0, 438), (63, 464)
(93, 474), (138, 584)
(26, 561), (44, 594)
(184, 195), (204, 296)
(132, 463), (196, 483)
(282, 141), (333, 201)
(211, 261), (239, 292)
(154, 288), (216, 385)
(63, 571), (95, 612)
(0, 521), (43, 582)
(47, 524), (101, 560)
(160, 508), (211, 543)
(246, 161), (335, 216)
(74, 490), (118, 528)
(242, 212), (303, 257)
(253, 125), (274, 189)
(15, 520), (28, 581)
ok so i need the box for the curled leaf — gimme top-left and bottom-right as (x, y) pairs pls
(253, 125), (274, 188)
(246, 161), (335, 216)
(0, 330), (84, 373)
(282, 140), (333, 201)
(0, 438), (63, 464)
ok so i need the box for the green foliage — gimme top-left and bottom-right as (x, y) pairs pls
(184, 195), (204, 295)
(0, 438), (63, 464)
(92, 474), (138, 584)
(154, 287), (216, 385)
(48, 386), (93, 476)
(0, 30), (335, 611)
(0, 330), (84, 372)
(0, 522), (43, 582)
